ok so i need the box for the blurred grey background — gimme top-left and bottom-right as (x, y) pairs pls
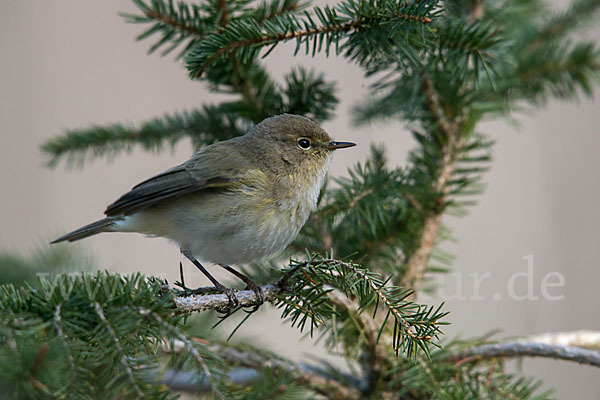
(1, 1), (599, 398)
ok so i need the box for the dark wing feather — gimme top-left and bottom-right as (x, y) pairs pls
(104, 144), (240, 216)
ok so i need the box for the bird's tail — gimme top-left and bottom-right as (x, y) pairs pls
(51, 217), (121, 244)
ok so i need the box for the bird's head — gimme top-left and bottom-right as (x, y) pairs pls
(245, 114), (355, 178)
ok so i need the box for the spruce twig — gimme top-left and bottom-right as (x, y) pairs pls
(162, 336), (362, 397)
(310, 259), (435, 342)
(143, 8), (205, 36)
(52, 304), (77, 395)
(326, 289), (389, 394)
(27, 344), (50, 392)
(142, 309), (226, 400)
(401, 75), (462, 295)
(94, 302), (145, 398)
(187, 6), (433, 77)
(210, 342), (362, 399)
(175, 258), (446, 359)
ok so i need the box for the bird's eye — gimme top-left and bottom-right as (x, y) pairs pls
(297, 138), (311, 150)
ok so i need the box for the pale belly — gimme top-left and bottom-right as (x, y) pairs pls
(117, 189), (312, 265)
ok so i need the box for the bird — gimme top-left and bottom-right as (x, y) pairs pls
(52, 114), (356, 312)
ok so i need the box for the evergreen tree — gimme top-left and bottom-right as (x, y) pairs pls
(2, 0), (599, 398)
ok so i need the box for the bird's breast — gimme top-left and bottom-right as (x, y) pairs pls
(130, 161), (330, 265)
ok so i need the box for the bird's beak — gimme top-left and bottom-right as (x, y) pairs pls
(328, 141), (356, 150)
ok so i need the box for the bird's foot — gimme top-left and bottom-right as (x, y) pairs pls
(217, 264), (264, 314)
(242, 280), (264, 314)
(214, 284), (240, 316)
(173, 263), (230, 297)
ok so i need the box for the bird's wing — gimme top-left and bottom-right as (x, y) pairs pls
(104, 143), (246, 216)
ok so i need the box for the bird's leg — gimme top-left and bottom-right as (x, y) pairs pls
(173, 262), (218, 296)
(181, 250), (239, 314)
(218, 264), (264, 313)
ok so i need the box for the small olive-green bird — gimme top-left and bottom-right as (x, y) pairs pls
(52, 114), (355, 310)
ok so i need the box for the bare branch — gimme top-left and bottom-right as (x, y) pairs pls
(448, 341), (600, 368)
(159, 367), (260, 392)
(174, 284), (280, 312)
(524, 330), (600, 350)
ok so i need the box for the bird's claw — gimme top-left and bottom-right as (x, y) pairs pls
(215, 285), (240, 315)
(243, 281), (264, 314)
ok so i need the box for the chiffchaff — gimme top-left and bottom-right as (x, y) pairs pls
(52, 114), (355, 310)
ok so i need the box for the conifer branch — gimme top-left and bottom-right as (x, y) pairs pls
(41, 107), (245, 167)
(231, 61), (268, 120)
(397, 341), (554, 399)
(217, 0), (229, 26)
(524, 0), (600, 53)
(191, 19), (362, 78)
(186, 4), (433, 77)
(52, 304), (77, 395)
(94, 302), (145, 398)
(213, 343), (362, 399)
(252, 0), (302, 23)
(327, 289), (389, 394)
(525, 330), (600, 350)
(174, 284), (280, 312)
(143, 8), (205, 37)
(142, 308), (226, 399)
(448, 341), (600, 368)
(163, 336), (362, 397)
(401, 75), (462, 294)
(19, 0), (600, 397)
(175, 257), (446, 357)
(420, 74), (457, 138)
(471, 373), (535, 400)
(42, 66), (337, 167)
(316, 259), (433, 342)
(123, 0), (213, 57)
(27, 344), (50, 392)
